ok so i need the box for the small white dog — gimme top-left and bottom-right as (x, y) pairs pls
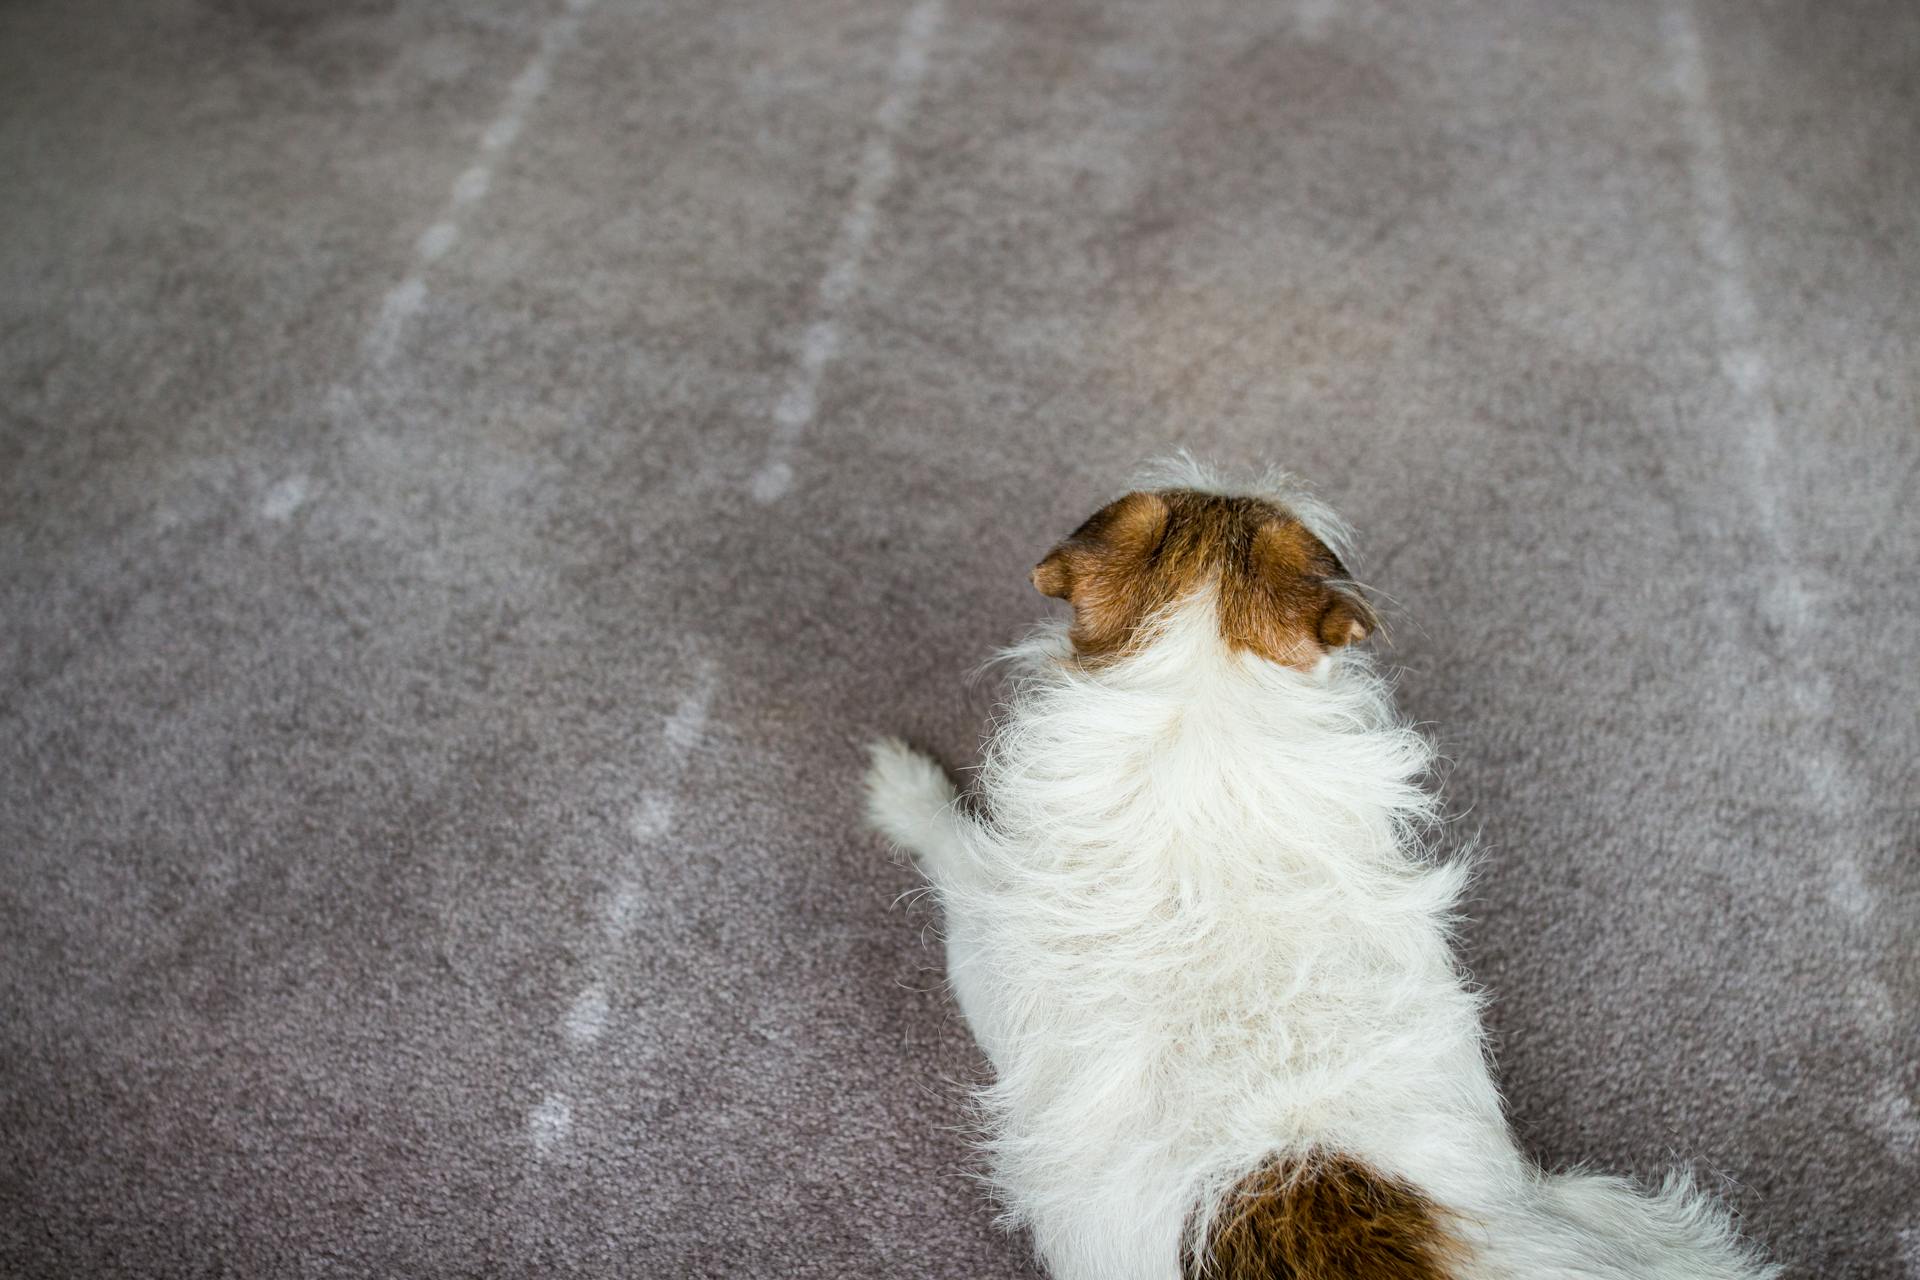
(865, 459), (1777, 1280)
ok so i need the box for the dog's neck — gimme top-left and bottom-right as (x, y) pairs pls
(987, 598), (1438, 891)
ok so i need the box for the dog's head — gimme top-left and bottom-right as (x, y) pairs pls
(1031, 488), (1374, 670)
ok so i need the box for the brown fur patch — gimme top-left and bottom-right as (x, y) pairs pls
(1031, 490), (1375, 669)
(1186, 1154), (1464, 1280)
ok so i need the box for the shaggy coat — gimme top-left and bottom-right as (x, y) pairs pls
(865, 459), (1777, 1280)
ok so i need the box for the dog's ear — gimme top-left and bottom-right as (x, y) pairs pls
(1316, 593), (1375, 647)
(1231, 516), (1376, 667)
(1031, 491), (1172, 653)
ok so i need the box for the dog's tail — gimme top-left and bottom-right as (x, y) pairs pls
(1470, 1169), (1781, 1280)
(1183, 1152), (1465, 1280)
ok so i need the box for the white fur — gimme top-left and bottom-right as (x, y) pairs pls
(865, 469), (1777, 1280)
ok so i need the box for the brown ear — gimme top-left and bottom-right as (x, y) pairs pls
(1030, 551), (1073, 599)
(1230, 517), (1376, 667)
(1317, 592), (1375, 648)
(1030, 491), (1172, 655)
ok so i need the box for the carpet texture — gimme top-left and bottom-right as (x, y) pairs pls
(2, 0), (1915, 1275)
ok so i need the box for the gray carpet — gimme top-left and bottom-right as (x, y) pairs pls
(2, 0), (1915, 1275)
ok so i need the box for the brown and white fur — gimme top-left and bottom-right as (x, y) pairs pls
(865, 458), (1777, 1280)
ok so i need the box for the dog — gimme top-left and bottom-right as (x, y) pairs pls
(864, 458), (1777, 1280)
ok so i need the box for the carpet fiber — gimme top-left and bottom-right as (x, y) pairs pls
(2, 0), (1915, 1275)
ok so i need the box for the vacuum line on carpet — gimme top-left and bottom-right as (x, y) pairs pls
(526, 660), (718, 1156)
(364, 0), (599, 365)
(750, 0), (945, 504)
(1665, 0), (1917, 1180)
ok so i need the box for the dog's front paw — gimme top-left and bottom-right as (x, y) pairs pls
(863, 737), (958, 851)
